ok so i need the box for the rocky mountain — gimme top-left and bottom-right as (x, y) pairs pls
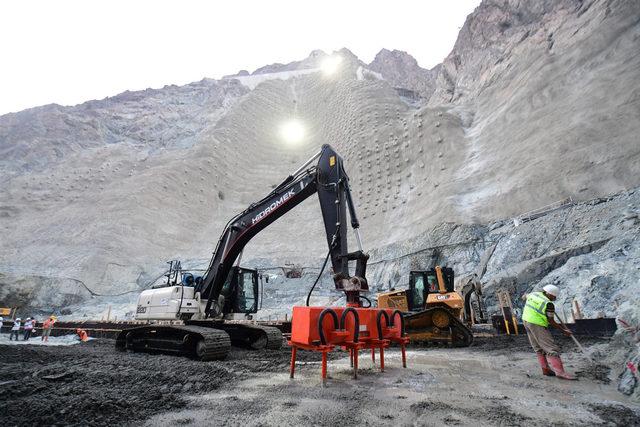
(1, 0), (639, 350)
(368, 49), (440, 101)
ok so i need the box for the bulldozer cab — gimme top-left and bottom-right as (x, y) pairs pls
(407, 267), (455, 311)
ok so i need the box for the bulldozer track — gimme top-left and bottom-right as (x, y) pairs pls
(404, 308), (474, 347)
(447, 313), (474, 347)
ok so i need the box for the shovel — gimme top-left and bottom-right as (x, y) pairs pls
(554, 313), (596, 363)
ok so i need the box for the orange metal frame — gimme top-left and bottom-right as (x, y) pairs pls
(288, 306), (410, 382)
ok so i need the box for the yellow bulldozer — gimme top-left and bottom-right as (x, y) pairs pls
(377, 266), (474, 346)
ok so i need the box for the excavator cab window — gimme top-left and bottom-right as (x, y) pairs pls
(234, 269), (258, 313)
(220, 267), (259, 315)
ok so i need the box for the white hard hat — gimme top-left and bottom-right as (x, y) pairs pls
(16, 318), (21, 321)
(543, 284), (560, 297)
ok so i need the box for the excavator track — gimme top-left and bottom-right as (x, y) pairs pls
(207, 323), (283, 350)
(403, 307), (474, 347)
(115, 325), (231, 361)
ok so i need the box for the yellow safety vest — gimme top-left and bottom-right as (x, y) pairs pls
(522, 291), (550, 327)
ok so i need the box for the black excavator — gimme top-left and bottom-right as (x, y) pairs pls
(115, 144), (369, 360)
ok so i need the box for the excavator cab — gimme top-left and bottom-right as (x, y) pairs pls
(220, 267), (259, 315)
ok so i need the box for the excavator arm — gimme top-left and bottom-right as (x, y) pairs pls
(198, 144), (368, 316)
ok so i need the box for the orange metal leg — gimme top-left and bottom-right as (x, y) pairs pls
(353, 349), (359, 379)
(321, 351), (328, 381)
(401, 344), (407, 368)
(350, 349), (354, 367)
(380, 346), (385, 372)
(290, 346), (297, 379)
(371, 348), (376, 363)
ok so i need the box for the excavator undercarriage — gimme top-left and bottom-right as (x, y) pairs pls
(115, 322), (282, 360)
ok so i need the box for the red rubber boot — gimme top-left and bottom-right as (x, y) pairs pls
(537, 352), (555, 376)
(547, 355), (577, 380)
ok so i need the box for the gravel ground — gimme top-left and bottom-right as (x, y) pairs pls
(0, 338), (337, 426)
(1, 337), (638, 427)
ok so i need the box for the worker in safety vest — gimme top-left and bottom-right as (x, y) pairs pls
(10, 318), (21, 341)
(76, 328), (89, 342)
(41, 316), (56, 342)
(522, 284), (576, 380)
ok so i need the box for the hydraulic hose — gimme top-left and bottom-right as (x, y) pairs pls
(359, 295), (372, 308)
(305, 249), (332, 306)
(376, 310), (390, 340)
(391, 310), (405, 337)
(340, 307), (360, 343)
(318, 308), (339, 345)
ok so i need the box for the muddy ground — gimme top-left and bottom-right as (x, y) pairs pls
(1, 335), (639, 427)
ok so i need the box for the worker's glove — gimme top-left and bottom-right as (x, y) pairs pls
(562, 328), (573, 337)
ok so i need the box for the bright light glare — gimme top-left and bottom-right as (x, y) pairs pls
(320, 55), (343, 75)
(280, 120), (305, 144)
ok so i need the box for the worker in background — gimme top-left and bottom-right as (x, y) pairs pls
(76, 328), (89, 342)
(522, 284), (576, 380)
(23, 317), (34, 341)
(10, 318), (21, 341)
(41, 316), (56, 342)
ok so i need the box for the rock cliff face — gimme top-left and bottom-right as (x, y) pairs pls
(0, 0), (639, 335)
(368, 49), (440, 101)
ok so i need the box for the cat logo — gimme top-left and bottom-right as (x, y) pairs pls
(436, 295), (450, 301)
(329, 156), (336, 167)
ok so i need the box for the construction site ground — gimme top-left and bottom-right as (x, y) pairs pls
(1, 335), (639, 427)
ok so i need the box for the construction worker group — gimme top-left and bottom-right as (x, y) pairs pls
(2, 315), (62, 342)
